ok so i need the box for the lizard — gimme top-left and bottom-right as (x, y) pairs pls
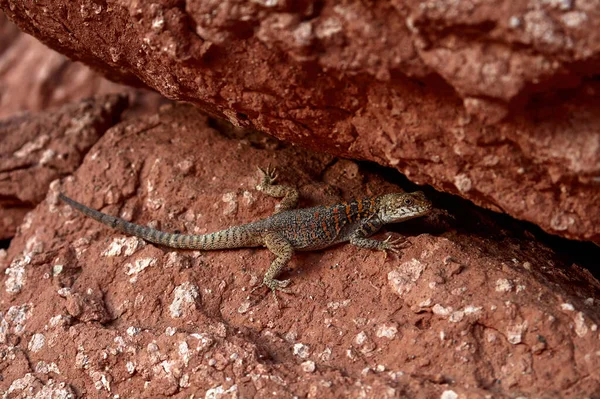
(59, 166), (433, 303)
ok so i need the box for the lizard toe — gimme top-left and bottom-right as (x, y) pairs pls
(262, 278), (294, 308)
(275, 279), (291, 288)
(250, 283), (265, 294)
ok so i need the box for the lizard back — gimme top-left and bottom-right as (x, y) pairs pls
(264, 197), (380, 250)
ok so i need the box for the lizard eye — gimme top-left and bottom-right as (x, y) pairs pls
(404, 198), (413, 205)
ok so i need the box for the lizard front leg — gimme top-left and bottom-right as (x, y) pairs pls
(349, 216), (409, 257)
(256, 165), (299, 213)
(252, 233), (295, 305)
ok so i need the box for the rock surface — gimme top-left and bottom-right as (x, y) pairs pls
(1, 104), (599, 398)
(1, 0), (599, 243)
(0, 11), (169, 239)
(0, 94), (128, 240)
(0, 11), (132, 120)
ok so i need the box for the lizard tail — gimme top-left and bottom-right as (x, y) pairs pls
(59, 193), (258, 250)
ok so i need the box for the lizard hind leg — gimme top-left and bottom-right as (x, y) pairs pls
(252, 233), (295, 306)
(256, 165), (299, 214)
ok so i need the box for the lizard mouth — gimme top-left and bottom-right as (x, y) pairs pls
(388, 207), (431, 222)
(412, 207), (432, 217)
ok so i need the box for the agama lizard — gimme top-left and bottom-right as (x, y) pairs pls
(59, 166), (432, 303)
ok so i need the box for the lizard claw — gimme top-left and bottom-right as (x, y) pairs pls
(258, 164), (278, 185)
(381, 235), (409, 258)
(274, 278), (291, 289)
(251, 277), (293, 307)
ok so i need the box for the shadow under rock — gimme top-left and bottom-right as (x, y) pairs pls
(358, 161), (600, 282)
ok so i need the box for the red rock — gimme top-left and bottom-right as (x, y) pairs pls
(1, 1), (598, 243)
(0, 11), (136, 120)
(0, 11), (170, 239)
(0, 94), (128, 239)
(1, 104), (598, 397)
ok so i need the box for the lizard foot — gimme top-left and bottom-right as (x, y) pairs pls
(251, 277), (293, 307)
(257, 164), (278, 189)
(380, 235), (410, 259)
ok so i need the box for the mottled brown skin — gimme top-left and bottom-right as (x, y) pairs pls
(59, 166), (433, 303)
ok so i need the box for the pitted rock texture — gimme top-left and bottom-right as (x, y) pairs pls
(0, 94), (128, 240)
(1, 104), (599, 398)
(0, 12), (170, 239)
(1, 1), (599, 244)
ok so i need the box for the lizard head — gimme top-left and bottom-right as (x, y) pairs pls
(377, 191), (432, 223)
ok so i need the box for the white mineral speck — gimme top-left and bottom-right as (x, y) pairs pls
(449, 311), (465, 323)
(355, 331), (367, 345)
(125, 257), (156, 282)
(387, 259), (425, 296)
(561, 303), (575, 311)
(574, 312), (588, 337)
(205, 385), (238, 398)
(584, 298), (594, 306)
(221, 192), (238, 216)
(238, 301), (251, 314)
(28, 333), (45, 352)
(508, 16), (521, 28)
(463, 306), (482, 315)
(419, 298), (432, 307)
(127, 326), (140, 336)
(301, 360), (316, 373)
(5, 256), (30, 293)
(454, 174), (472, 193)
(165, 326), (177, 336)
(441, 390), (458, 399)
(507, 322), (528, 344)
(376, 324), (398, 339)
(432, 304), (451, 317)
(169, 282), (199, 318)
(293, 343), (310, 359)
(126, 362), (136, 374)
(39, 149), (56, 165)
(561, 11), (587, 27)
(495, 278), (513, 292)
